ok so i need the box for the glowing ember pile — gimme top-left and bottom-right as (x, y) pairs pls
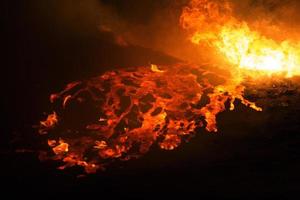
(180, 0), (300, 77)
(38, 64), (261, 173)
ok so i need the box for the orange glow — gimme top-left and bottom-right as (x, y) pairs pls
(180, 0), (300, 77)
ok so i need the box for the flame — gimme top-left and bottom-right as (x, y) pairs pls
(180, 0), (300, 77)
(39, 112), (58, 134)
(52, 139), (69, 155)
(38, 63), (261, 173)
(151, 64), (164, 73)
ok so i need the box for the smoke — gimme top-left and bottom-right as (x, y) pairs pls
(97, 0), (198, 62)
(95, 0), (300, 64)
(231, 0), (300, 40)
(26, 0), (300, 64)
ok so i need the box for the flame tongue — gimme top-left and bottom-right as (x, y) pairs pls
(39, 63), (261, 173)
(180, 0), (300, 77)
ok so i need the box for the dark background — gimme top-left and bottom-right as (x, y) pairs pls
(3, 0), (300, 198)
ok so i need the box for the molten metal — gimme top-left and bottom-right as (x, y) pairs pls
(38, 64), (261, 173)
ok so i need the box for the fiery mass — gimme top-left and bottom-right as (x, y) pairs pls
(36, 0), (299, 174)
(181, 0), (300, 77)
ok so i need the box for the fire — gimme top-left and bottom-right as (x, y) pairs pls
(39, 112), (58, 134)
(52, 139), (69, 155)
(180, 0), (300, 77)
(38, 63), (261, 173)
(35, 0), (290, 174)
(150, 64), (164, 73)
